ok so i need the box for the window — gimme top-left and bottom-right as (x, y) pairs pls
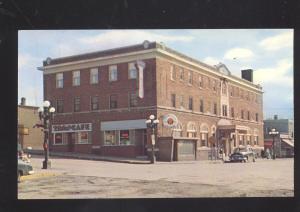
(129, 92), (138, 107)
(188, 97), (193, 110)
(91, 96), (99, 110)
(78, 132), (89, 144)
(231, 107), (235, 118)
(207, 77), (211, 89)
(247, 135), (251, 145)
(230, 86), (234, 97)
(120, 130), (132, 145)
(213, 80), (217, 91)
(198, 75), (203, 88)
(56, 100), (64, 113)
(239, 135), (244, 145)
(74, 97), (80, 112)
(104, 131), (117, 145)
(171, 94), (176, 107)
(179, 68), (184, 80)
(213, 103), (217, 115)
(201, 133), (208, 146)
(179, 95), (184, 108)
(90, 68), (99, 84)
(241, 110), (244, 119)
(110, 94), (117, 109)
(56, 73), (63, 88)
(254, 136), (258, 145)
(73, 70), (80, 86)
(188, 71), (192, 85)
(222, 105), (228, 117)
(128, 63), (137, 79)
(200, 99), (204, 112)
(255, 113), (259, 122)
(170, 65), (176, 80)
(54, 133), (63, 145)
(222, 82), (227, 95)
(109, 65), (118, 81)
(247, 111), (250, 120)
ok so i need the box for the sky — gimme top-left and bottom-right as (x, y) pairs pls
(18, 29), (293, 120)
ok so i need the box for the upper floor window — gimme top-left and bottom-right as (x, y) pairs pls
(56, 99), (64, 113)
(213, 103), (217, 115)
(109, 65), (118, 81)
(128, 63), (137, 79)
(230, 86), (234, 97)
(240, 89), (244, 99)
(90, 68), (99, 84)
(179, 95), (184, 108)
(179, 68), (184, 81)
(188, 97), (193, 110)
(198, 75), (203, 88)
(171, 94), (176, 107)
(231, 107), (234, 118)
(170, 65), (176, 80)
(74, 97), (80, 112)
(129, 92), (138, 107)
(255, 113), (259, 122)
(110, 94), (117, 109)
(91, 96), (99, 110)
(241, 110), (244, 119)
(213, 80), (217, 91)
(247, 111), (250, 120)
(56, 73), (63, 88)
(222, 105), (228, 117)
(200, 99), (204, 112)
(222, 81), (227, 95)
(188, 71), (193, 85)
(73, 71), (80, 86)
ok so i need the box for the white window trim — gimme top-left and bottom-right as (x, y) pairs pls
(90, 68), (99, 84)
(109, 65), (118, 81)
(56, 73), (63, 88)
(128, 63), (137, 79)
(73, 70), (80, 86)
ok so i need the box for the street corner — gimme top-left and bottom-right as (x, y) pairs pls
(20, 171), (61, 182)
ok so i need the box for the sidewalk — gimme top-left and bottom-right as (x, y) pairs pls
(27, 150), (151, 164)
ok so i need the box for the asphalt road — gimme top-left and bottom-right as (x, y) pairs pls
(18, 156), (294, 198)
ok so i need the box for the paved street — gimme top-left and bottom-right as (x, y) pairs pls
(18, 156), (294, 198)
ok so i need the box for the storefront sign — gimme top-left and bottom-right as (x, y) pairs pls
(162, 114), (178, 128)
(52, 123), (92, 133)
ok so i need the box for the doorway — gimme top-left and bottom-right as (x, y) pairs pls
(67, 132), (75, 152)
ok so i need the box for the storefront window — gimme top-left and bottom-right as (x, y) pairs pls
(104, 131), (117, 145)
(201, 133), (208, 146)
(120, 130), (132, 145)
(54, 133), (63, 145)
(78, 132), (89, 144)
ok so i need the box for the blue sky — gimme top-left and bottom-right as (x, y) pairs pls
(18, 29), (293, 119)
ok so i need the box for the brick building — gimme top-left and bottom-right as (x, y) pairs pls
(38, 41), (264, 161)
(18, 97), (43, 151)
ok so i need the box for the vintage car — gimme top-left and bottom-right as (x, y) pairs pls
(230, 145), (256, 162)
(18, 158), (34, 182)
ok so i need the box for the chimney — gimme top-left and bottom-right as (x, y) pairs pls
(274, 115), (278, 120)
(241, 69), (253, 82)
(21, 97), (26, 106)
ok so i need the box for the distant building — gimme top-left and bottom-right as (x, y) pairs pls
(18, 97), (43, 150)
(264, 115), (294, 158)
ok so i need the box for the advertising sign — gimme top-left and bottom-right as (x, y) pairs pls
(162, 114), (178, 128)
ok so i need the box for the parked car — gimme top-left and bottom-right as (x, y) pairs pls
(229, 152), (247, 162)
(230, 145), (256, 162)
(18, 158), (34, 182)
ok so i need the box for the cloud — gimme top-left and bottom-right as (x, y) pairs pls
(253, 58), (293, 87)
(18, 53), (41, 71)
(202, 57), (220, 66)
(259, 31), (293, 51)
(224, 48), (254, 60)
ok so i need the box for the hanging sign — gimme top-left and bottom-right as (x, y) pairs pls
(135, 60), (145, 98)
(162, 114), (178, 128)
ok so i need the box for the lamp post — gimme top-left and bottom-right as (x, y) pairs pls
(145, 114), (159, 164)
(269, 128), (279, 160)
(38, 100), (55, 169)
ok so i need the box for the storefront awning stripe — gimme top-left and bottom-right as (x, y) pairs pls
(101, 119), (147, 131)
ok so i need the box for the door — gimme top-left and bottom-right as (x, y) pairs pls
(68, 132), (75, 152)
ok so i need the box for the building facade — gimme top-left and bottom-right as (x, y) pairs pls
(18, 98), (44, 151)
(39, 41), (264, 160)
(264, 115), (294, 138)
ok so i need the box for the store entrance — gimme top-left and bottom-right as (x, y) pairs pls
(67, 132), (75, 152)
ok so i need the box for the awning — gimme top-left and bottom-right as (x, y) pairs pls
(282, 139), (294, 147)
(101, 119), (147, 131)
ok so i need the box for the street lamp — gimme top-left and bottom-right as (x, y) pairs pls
(145, 114), (159, 164)
(38, 100), (55, 169)
(269, 128), (279, 160)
